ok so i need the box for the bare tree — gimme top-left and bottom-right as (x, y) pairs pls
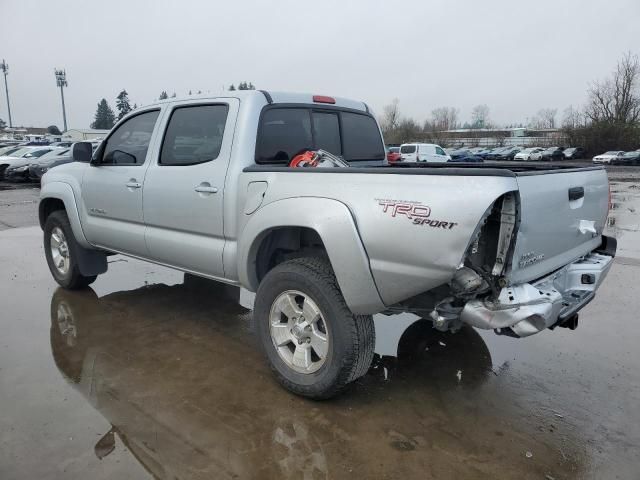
(562, 105), (584, 129)
(430, 107), (459, 131)
(471, 104), (490, 128)
(532, 108), (558, 129)
(586, 51), (640, 124)
(380, 98), (401, 133)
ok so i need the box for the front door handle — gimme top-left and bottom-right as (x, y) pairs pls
(126, 179), (142, 189)
(195, 183), (218, 194)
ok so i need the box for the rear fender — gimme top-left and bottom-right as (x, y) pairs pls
(238, 197), (385, 315)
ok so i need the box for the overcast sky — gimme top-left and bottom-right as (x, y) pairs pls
(1, 0), (638, 129)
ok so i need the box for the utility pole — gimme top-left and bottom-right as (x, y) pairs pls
(1, 60), (12, 128)
(54, 68), (68, 132)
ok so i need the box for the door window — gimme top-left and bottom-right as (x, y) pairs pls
(160, 104), (229, 166)
(101, 110), (160, 165)
(435, 147), (446, 156)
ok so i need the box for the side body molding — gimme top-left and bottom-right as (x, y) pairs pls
(237, 197), (385, 315)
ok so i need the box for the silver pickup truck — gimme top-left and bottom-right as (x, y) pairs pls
(39, 91), (615, 398)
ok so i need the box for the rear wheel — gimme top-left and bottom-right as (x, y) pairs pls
(44, 211), (97, 289)
(254, 257), (375, 399)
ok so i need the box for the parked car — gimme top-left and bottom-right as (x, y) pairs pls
(5, 147), (74, 182)
(593, 151), (625, 164)
(399, 143), (451, 162)
(485, 147), (511, 160)
(538, 147), (565, 161)
(613, 151), (640, 165)
(0, 146), (58, 178)
(448, 149), (484, 163)
(475, 148), (496, 159)
(514, 147), (544, 161)
(40, 90), (615, 399)
(28, 148), (74, 181)
(563, 147), (585, 160)
(386, 146), (401, 164)
(494, 147), (522, 161)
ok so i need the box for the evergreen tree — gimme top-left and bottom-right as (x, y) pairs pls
(228, 84), (236, 91)
(133, 103), (138, 109)
(197, 90), (202, 94)
(47, 125), (62, 135)
(188, 90), (192, 95)
(1, 118), (8, 130)
(248, 82), (255, 90)
(116, 89), (132, 120)
(238, 81), (247, 90)
(159, 91), (168, 100)
(171, 92), (176, 98)
(90, 99), (116, 129)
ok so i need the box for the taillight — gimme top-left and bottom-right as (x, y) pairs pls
(313, 95), (336, 104)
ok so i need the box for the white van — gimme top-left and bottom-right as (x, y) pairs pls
(399, 143), (451, 162)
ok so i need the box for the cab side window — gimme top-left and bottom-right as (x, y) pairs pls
(160, 104), (229, 166)
(435, 147), (446, 156)
(101, 110), (160, 165)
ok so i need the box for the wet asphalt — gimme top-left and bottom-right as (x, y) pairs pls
(1, 171), (639, 479)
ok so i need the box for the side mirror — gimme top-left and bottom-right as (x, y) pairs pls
(72, 142), (94, 163)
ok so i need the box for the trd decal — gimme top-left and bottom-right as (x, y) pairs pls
(377, 199), (458, 230)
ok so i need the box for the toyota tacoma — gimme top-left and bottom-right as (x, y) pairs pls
(39, 90), (616, 398)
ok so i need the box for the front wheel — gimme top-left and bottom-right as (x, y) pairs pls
(44, 210), (97, 289)
(254, 257), (375, 399)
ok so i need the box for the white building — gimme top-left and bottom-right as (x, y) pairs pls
(62, 129), (110, 142)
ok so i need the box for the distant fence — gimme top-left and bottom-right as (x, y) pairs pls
(443, 135), (569, 148)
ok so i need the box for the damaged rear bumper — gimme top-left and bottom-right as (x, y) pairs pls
(460, 246), (615, 337)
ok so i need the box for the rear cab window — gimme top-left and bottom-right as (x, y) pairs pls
(255, 106), (384, 164)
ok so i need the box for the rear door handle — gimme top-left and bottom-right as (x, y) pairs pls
(126, 180), (142, 189)
(195, 183), (218, 194)
(568, 187), (584, 201)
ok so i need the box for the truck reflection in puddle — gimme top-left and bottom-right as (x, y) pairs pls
(49, 276), (582, 479)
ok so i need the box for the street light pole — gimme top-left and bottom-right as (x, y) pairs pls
(1, 60), (12, 128)
(54, 68), (68, 132)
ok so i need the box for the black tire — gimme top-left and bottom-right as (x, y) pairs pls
(44, 210), (97, 289)
(254, 257), (375, 399)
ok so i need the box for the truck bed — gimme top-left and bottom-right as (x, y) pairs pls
(244, 163), (605, 177)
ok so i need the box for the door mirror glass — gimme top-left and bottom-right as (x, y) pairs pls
(73, 142), (93, 163)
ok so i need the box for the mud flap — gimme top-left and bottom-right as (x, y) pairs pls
(76, 244), (108, 276)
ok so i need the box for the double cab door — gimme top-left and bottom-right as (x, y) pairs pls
(81, 99), (239, 279)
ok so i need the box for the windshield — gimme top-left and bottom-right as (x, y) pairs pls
(23, 149), (52, 158)
(0, 146), (22, 156)
(2, 147), (31, 157)
(388, 147), (399, 153)
(604, 151), (620, 155)
(623, 152), (637, 157)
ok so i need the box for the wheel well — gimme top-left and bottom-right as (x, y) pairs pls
(255, 227), (327, 283)
(39, 198), (66, 229)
